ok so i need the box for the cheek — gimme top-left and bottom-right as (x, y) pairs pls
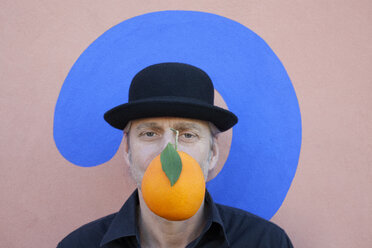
(130, 143), (163, 170)
(179, 144), (211, 166)
(180, 146), (211, 180)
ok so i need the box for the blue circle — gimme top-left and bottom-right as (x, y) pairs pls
(54, 10), (301, 219)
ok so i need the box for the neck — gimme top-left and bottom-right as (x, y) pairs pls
(137, 189), (207, 248)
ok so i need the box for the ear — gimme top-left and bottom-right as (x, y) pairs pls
(206, 136), (219, 182)
(122, 132), (131, 166)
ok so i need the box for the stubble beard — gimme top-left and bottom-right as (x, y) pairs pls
(127, 149), (143, 189)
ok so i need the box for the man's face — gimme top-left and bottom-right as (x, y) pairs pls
(124, 117), (218, 188)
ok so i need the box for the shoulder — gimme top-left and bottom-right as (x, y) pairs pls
(216, 203), (280, 230)
(216, 204), (293, 247)
(57, 213), (116, 248)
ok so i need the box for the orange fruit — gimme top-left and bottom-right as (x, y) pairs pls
(141, 151), (206, 221)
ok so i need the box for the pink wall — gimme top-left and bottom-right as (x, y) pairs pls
(1, 1), (371, 247)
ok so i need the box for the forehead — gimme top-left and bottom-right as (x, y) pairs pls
(130, 117), (210, 131)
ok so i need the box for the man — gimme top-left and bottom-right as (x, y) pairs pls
(58, 63), (293, 247)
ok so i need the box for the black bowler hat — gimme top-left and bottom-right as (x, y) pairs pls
(104, 62), (238, 132)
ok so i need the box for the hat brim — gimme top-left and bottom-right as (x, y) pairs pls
(104, 97), (238, 132)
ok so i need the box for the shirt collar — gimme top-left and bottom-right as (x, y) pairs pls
(100, 189), (229, 247)
(100, 189), (139, 246)
(203, 190), (230, 246)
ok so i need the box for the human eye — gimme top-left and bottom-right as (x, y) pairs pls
(145, 131), (156, 137)
(183, 133), (194, 139)
(139, 131), (158, 139)
(179, 132), (198, 142)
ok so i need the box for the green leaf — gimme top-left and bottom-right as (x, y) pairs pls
(160, 143), (182, 186)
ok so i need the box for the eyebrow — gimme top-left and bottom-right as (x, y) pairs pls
(135, 122), (163, 131)
(135, 122), (203, 132)
(173, 123), (202, 132)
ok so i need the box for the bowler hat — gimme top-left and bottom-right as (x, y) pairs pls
(104, 62), (238, 132)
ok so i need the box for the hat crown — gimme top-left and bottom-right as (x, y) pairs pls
(104, 62), (237, 131)
(129, 63), (214, 104)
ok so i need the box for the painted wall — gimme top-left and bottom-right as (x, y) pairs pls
(1, 1), (371, 247)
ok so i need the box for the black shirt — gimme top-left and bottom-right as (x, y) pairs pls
(58, 189), (293, 247)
